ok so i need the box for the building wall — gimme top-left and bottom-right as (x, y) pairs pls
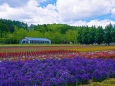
(20, 38), (51, 44)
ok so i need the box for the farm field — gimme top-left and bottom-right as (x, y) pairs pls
(0, 0), (115, 85)
(0, 45), (115, 86)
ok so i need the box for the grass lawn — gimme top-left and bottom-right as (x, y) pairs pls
(80, 78), (115, 86)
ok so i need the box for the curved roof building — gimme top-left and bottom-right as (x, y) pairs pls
(20, 37), (51, 44)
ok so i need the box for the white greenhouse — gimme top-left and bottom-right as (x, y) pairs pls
(20, 37), (51, 44)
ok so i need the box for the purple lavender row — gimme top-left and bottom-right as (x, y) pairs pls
(0, 57), (115, 86)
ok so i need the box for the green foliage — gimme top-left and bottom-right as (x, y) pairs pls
(0, 18), (28, 32)
(44, 31), (54, 41)
(88, 78), (115, 86)
(95, 26), (104, 44)
(111, 28), (115, 42)
(81, 27), (90, 44)
(0, 19), (115, 44)
(52, 31), (63, 44)
(36, 24), (49, 33)
(104, 24), (113, 45)
(0, 23), (9, 38)
(12, 27), (28, 43)
(65, 30), (78, 43)
(88, 26), (96, 44)
(77, 27), (83, 44)
(27, 30), (43, 38)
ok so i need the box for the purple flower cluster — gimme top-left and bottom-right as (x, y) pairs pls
(0, 57), (115, 86)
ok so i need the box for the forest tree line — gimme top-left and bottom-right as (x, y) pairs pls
(0, 19), (115, 45)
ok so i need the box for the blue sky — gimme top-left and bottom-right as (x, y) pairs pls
(0, 0), (115, 27)
(0, 0), (57, 7)
(40, 0), (57, 7)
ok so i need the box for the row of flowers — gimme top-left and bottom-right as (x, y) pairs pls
(0, 45), (109, 53)
(0, 50), (114, 61)
(0, 46), (114, 60)
(69, 46), (115, 52)
(0, 57), (115, 86)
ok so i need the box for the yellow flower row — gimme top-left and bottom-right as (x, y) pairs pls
(69, 46), (115, 52)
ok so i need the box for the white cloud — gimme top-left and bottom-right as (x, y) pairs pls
(70, 20), (115, 28)
(0, 0), (29, 7)
(22, 0), (60, 25)
(87, 20), (115, 28)
(0, 0), (115, 27)
(56, 0), (114, 21)
(0, 0), (48, 7)
(0, 3), (28, 19)
(68, 21), (87, 26)
(0, 0), (60, 25)
(41, 0), (47, 3)
(111, 8), (115, 18)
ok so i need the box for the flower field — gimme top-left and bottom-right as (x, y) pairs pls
(0, 45), (115, 61)
(0, 45), (115, 86)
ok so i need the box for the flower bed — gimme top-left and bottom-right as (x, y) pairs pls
(0, 50), (114, 61)
(0, 45), (113, 58)
(0, 57), (115, 86)
(77, 50), (115, 59)
(69, 46), (115, 52)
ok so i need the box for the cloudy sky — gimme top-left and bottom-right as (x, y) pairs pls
(0, 0), (115, 27)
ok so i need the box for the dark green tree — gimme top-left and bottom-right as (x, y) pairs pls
(95, 26), (104, 45)
(0, 23), (9, 38)
(77, 27), (83, 44)
(111, 29), (115, 42)
(104, 24), (112, 45)
(0, 18), (28, 32)
(89, 26), (96, 44)
(81, 26), (90, 44)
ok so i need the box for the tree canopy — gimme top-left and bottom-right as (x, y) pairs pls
(0, 19), (114, 44)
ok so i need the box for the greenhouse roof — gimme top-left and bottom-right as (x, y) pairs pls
(24, 37), (51, 41)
